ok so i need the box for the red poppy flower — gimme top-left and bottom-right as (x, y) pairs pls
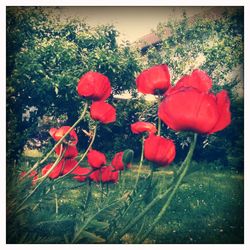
(144, 134), (176, 167)
(41, 161), (64, 179)
(61, 159), (81, 175)
(89, 170), (101, 182)
(111, 152), (124, 170)
(49, 126), (78, 145)
(19, 170), (38, 185)
(136, 64), (171, 95)
(90, 101), (116, 124)
(77, 71), (112, 101)
(131, 121), (157, 134)
(87, 149), (107, 169)
(111, 151), (131, 171)
(158, 70), (231, 134)
(55, 145), (78, 159)
(89, 166), (119, 183)
(72, 167), (92, 182)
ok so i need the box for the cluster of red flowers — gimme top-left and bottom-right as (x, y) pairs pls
(21, 65), (231, 184)
(41, 126), (89, 181)
(21, 72), (130, 184)
(131, 121), (176, 167)
(131, 64), (231, 167)
(136, 65), (231, 134)
(77, 71), (116, 124)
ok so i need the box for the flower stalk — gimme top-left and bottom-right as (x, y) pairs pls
(134, 136), (145, 191)
(157, 95), (161, 136)
(55, 125), (97, 181)
(17, 145), (66, 212)
(136, 133), (197, 243)
(115, 133), (197, 243)
(21, 102), (88, 179)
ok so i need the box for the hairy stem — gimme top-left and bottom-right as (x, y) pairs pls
(157, 95), (161, 136)
(134, 136), (144, 191)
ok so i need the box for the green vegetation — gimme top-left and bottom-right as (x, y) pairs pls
(7, 159), (243, 244)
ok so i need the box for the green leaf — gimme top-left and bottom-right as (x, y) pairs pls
(86, 220), (109, 233)
(122, 149), (134, 165)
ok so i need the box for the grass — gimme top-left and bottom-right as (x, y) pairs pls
(7, 159), (244, 244)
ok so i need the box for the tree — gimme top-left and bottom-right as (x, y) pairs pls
(7, 7), (141, 161)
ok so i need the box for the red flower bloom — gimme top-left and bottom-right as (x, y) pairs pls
(19, 170), (38, 185)
(61, 159), (81, 175)
(89, 170), (101, 182)
(144, 134), (176, 167)
(41, 161), (64, 179)
(55, 145), (78, 159)
(158, 69), (231, 134)
(111, 151), (131, 171)
(90, 101), (116, 124)
(111, 152), (124, 171)
(131, 121), (157, 135)
(136, 64), (171, 95)
(77, 71), (112, 101)
(89, 166), (119, 183)
(72, 167), (92, 182)
(49, 126), (78, 145)
(87, 149), (107, 169)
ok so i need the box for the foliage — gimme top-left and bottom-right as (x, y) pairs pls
(7, 7), (141, 161)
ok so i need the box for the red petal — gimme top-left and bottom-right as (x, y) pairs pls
(49, 128), (57, 139)
(90, 101), (116, 124)
(111, 152), (124, 170)
(131, 121), (157, 134)
(159, 89), (219, 133)
(77, 71), (111, 101)
(89, 170), (101, 182)
(144, 134), (176, 166)
(41, 161), (64, 179)
(87, 149), (107, 168)
(72, 167), (91, 182)
(168, 69), (212, 95)
(209, 90), (231, 133)
(55, 145), (78, 159)
(62, 159), (80, 174)
(136, 64), (170, 95)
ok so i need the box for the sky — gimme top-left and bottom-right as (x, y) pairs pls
(57, 6), (212, 43)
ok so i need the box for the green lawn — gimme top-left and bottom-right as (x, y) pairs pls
(7, 160), (244, 244)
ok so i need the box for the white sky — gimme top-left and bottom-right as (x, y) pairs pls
(57, 6), (212, 43)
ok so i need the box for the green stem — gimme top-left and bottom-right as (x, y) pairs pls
(53, 185), (58, 214)
(115, 133), (197, 243)
(115, 187), (172, 242)
(134, 136), (144, 191)
(137, 133), (197, 243)
(157, 95), (161, 136)
(83, 180), (92, 211)
(21, 102), (88, 179)
(72, 197), (124, 243)
(55, 125), (97, 182)
(16, 145), (66, 212)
